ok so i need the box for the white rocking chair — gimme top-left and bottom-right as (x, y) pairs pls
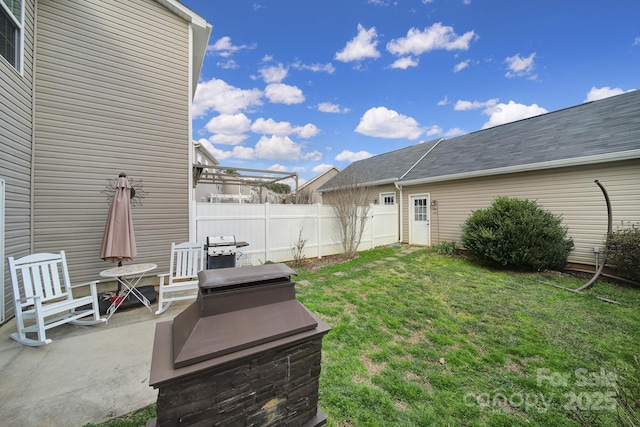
(8, 251), (106, 346)
(155, 242), (205, 315)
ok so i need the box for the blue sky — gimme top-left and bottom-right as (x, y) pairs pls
(182, 0), (640, 185)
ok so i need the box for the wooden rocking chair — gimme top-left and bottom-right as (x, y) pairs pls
(155, 242), (205, 315)
(7, 251), (106, 346)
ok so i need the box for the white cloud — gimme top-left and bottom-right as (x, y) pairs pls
(205, 113), (251, 135)
(296, 123), (320, 138)
(251, 118), (319, 138)
(444, 128), (466, 137)
(251, 118), (295, 136)
(260, 63), (288, 83)
(453, 60), (470, 72)
(208, 134), (248, 146)
(437, 96), (450, 106)
(425, 125), (443, 136)
(481, 101), (547, 129)
(231, 145), (256, 160)
(268, 164), (288, 172)
(317, 102), (350, 113)
(454, 98), (498, 111)
(335, 24), (381, 63)
(634, 36), (640, 46)
(201, 143), (253, 161)
(335, 150), (374, 162)
(217, 60), (239, 69)
(207, 36), (255, 57)
(504, 53), (537, 79)
(192, 78), (262, 117)
(254, 135), (304, 160)
(390, 56), (419, 69)
(584, 86), (635, 102)
(313, 164), (335, 173)
(264, 83), (305, 104)
(203, 144), (233, 160)
(355, 106), (424, 140)
(292, 61), (336, 74)
(302, 150), (323, 161)
(386, 23), (476, 56)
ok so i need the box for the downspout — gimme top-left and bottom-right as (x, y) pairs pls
(394, 182), (403, 242)
(30, 0), (39, 252)
(187, 23), (196, 242)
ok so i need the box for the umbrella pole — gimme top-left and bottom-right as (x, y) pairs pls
(117, 261), (122, 294)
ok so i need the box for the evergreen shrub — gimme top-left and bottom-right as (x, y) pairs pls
(606, 222), (640, 282)
(461, 196), (574, 270)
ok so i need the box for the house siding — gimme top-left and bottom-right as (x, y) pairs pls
(1, 0), (36, 319)
(33, 0), (191, 282)
(400, 159), (640, 266)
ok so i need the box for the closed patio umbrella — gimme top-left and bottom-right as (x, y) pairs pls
(100, 173), (137, 266)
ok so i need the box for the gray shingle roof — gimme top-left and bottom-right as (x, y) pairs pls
(320, 90), (640, 192)
(318, 139), (439, 191)
(400, 90), (640, 183)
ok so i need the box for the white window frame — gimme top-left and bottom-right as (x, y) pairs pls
(0, 0), (24, 73)
(380, 192), (396, 205)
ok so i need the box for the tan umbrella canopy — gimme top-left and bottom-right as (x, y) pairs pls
(100, 173), (137, 265)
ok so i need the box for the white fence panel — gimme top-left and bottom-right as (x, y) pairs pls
(195, 202), (398, 266)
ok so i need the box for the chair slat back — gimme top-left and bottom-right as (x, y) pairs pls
(170, 242), (204, 281)
(8, 252), (71, 303)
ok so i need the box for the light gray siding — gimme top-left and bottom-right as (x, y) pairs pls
(400, 160), (640, 267)
(1, 0), (36, 320)
(33, 0), (192, 282)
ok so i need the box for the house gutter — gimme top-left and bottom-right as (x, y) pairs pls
(318, 177), (398, 193)
(398, 149), (640, 186)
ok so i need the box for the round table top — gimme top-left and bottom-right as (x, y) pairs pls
(99, 263), (157, 277)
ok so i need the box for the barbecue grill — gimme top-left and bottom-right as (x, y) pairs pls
(206, 235), (238, 269)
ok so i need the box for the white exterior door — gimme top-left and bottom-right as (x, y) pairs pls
(409, 194), (430, 246)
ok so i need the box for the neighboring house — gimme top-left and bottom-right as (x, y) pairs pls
(296, 166), (340, 204)
(1, 0), (211, 320)
(319, 91), (640, 268)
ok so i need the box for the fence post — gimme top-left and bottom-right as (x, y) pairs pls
(317, 203), (322, 259)
(264, 202), (270, 262)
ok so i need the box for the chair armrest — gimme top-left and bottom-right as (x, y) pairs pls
(16, 294), (40, 305)
(70, 280), (100, 289)
(157, 272), (169, 286)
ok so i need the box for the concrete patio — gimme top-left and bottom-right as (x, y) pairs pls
(0, 297), (193, 427)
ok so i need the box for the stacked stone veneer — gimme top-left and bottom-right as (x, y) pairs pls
(154, 337), (324, 426)
(149, 264), (328, 427)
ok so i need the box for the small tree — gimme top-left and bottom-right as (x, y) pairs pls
(325, 171), (373, 259)
(296, 187), (316, 204)
(290, 228), (308, 267)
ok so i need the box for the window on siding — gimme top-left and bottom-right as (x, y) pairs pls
(0, 0), (22, 71)
(380, 192), (395, 205)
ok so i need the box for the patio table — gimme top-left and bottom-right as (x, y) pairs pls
(99, 263), (157, 321)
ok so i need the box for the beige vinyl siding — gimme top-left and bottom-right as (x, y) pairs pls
(1, 0), (35, 320)
(33, 0), (191, 282)
(400, 160), (640, 266)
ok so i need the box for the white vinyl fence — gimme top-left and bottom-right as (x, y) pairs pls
(196, 203), (399, 266)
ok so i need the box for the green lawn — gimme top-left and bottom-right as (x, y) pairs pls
(90, 246), (640, 427)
